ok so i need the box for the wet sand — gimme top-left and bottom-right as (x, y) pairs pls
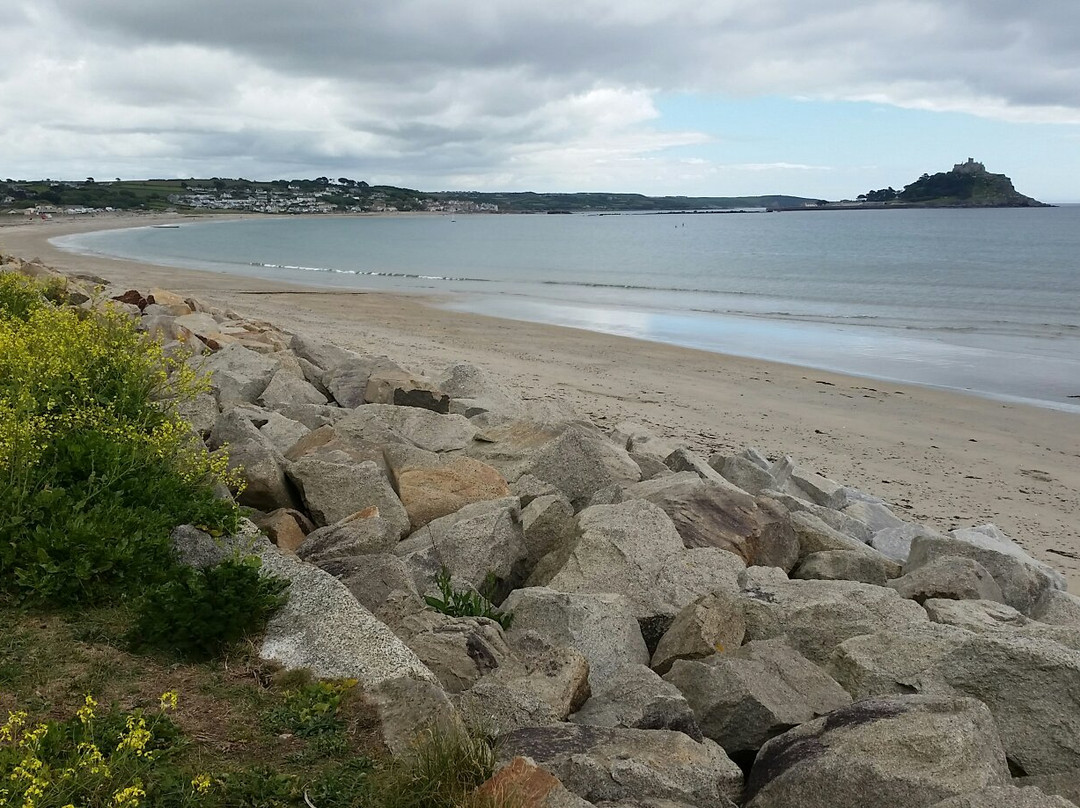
(4, 213), (1079, 588)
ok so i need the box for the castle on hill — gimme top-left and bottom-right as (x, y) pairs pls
(952, 158), (986, 175)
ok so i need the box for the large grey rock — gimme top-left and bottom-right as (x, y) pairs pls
(840, 499), (908, 533)
(437, 361), (522, 417)
(888, 555), (1005, 604)
(455, 679), (562, 736)
(789, 510), (879, 559)
(521, 493), (576, 563)
(764, 491), (876, 544)
(254, 536), (436, 686)
(501, 587), (650, 690)
(366, 676), (463, 757)
(200, 342), (277, 407)
(538, 500), (745, 647)
(744, 695), (1009, 808)
(1035, 590), (1080, 627)
(259, 367), (329, 409)
(650, 591), (746, 675)
(905, 524), (1066, 615)
(486, 632), (591, 720)
(336, 403), (477, 452)
(176, 391), (218, 438)
(665, 639), (851, 754)
(664, 448), (744, 493)
(523, 424), (642, 508)
(629, 475), (798, 571)
(257, 411), (311, 455)
(571, 664), (702, 741)
(739, 566), (929, 664)
(511, 473), (560, 507)
(322, 354), (392, 408)
(289, 332), (360, 372)
(276, 403), (348, 431)
(171, 524), (235, 569)
(403, 615), (512, 694)
(395, 497), (527, 597)
(297, 510), (401, 562)
(792, 549), (901, 586)
(715, 454), (776, 496)
(1019, 771), (1080, 806)
(871, 523), (944, 563)
(287, 456), (410, 534)
(499, 724), (743, 807)
(916, 632), (1080, 775)
(365, 366), (449, 412)
(930, 784), (1077, 807)
(828, 623), (972, 700)
(923, 598), (1033, 633)
(208, 410), (299, 511)
(390, 453), (511, 530)
(769, 456), (846, 508)
(315, 554), (419, 615)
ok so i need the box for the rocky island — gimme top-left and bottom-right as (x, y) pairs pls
(812, 158), (1049, 210)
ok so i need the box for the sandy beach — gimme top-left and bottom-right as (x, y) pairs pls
(3, 213), (1078, 589)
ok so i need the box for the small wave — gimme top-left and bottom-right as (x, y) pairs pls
(250, 262), (491, 283)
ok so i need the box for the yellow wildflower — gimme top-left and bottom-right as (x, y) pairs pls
(116, 716), (151, 757)
(76, 742), (110, 777)
(76, 694), (97, 724)
(158, 691), (179, 711)
(0, 711), (28, 743)
(112, 784), (145, 807)
(191, 773), (212, 794)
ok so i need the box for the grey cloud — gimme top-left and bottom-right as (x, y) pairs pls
(3, 1), (1080, 191)
(47, 1), (1080, 110)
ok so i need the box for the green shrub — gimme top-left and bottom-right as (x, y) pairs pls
(424, 569), (513, 630)
(264, 679), (357, 740)
(128, 557), (289, 662)
(0, 272), (240, 606)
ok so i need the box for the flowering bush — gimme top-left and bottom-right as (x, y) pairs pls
(0, 272), (240, 605)
(0, 693), (197, 808)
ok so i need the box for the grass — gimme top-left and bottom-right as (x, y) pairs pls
(0, 606), (513, 806)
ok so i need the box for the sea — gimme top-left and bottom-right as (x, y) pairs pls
(54, 207), (1080, 413)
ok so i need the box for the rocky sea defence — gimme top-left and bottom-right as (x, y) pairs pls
(4, 254), (1080, 807)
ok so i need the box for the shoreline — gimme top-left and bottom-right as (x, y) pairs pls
(3, 213), (1079, 589)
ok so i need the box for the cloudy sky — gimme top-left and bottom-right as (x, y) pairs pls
(2, 1), (1079, 200)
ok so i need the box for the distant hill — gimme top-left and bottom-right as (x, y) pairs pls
(425, 190), (820, 212)
(0, 176), (822, 215)
(854, 159), (1047, 208)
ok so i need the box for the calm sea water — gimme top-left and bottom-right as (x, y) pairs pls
(55, 208), (1080, 412)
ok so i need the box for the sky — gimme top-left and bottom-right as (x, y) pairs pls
(2, 1), (1079, 201)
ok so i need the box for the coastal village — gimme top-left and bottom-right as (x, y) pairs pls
(2, 177), (500, 218)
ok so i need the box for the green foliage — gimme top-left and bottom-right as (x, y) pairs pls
(129, 558), (289, 662)
(857, 187), (898, 202)
(0, 272), (240, 606)
(264, 679), (355, 740)
(0, 271), (47, 320)
(0, 695), (187, 808)
(424, 568), (514, 630)
(262, 678), (359, 760)
(370, 728), (504, 808)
